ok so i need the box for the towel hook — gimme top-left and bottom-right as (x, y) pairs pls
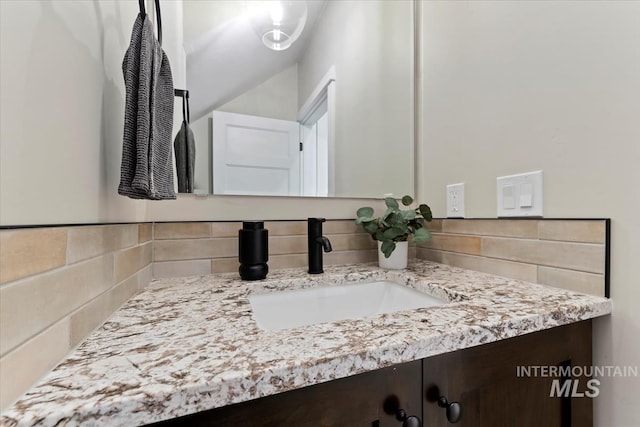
(138, 0), (162, 46)
(174, 89), (190, 124)
(155, 0), (162, 46)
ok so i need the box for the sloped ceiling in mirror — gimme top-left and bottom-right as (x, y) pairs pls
(184, 1), (327, 121)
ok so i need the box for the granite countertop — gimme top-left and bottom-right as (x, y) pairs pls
(1, 260), (612, 426)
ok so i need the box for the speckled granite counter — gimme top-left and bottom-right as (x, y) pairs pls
(1, 260), (611, 426)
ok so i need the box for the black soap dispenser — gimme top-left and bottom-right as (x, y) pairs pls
(238, 221), (268, 281)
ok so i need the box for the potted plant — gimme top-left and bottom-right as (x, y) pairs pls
(355, 195), (433, 269)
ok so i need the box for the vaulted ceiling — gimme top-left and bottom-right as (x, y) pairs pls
(183, 1), (326, 121)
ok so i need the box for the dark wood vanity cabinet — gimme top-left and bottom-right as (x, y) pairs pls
(154, 321), (592, 427)
(423, 320), (593, 427)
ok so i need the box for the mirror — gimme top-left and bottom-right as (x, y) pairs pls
(182, 0), (414, 198)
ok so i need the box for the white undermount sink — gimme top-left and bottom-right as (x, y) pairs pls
(248, 280), (447, 330)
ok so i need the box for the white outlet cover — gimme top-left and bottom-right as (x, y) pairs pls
(496, 171), (543, 217)
(446, 183), (465, 218)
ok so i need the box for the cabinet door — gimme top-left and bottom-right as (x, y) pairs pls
(423, 321), (592, 427)
(154, 359), (422, 427)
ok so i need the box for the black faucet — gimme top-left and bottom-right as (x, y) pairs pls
(308, 218), (332, 274)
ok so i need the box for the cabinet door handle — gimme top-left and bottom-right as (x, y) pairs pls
(437, 396), (462, 424)
(383, 396), (422, 427)
(396, 409), (422, 427)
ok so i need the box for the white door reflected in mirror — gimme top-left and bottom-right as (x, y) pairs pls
(210, 109), (329, 197)
(212, 111), (300, 196)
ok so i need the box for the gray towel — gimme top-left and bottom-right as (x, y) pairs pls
(174, 120), (196, 193)
(118, 13), (176, 200)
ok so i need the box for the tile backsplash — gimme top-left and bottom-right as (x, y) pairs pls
(0, 217), (609, 410)
(418, 219), (609, 298)
(152, 220), (387, 278)
(0, 224), (152, 409)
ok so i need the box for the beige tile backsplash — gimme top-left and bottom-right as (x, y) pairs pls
(537, 266), (605, 296)
(138, 223), (152, 243)
(0, 254), (114, 354)
(417, 219), (608, 298)
(113, 242), (152, 283)
(419, 233), (482, 255)
(69, 273), (143, 346)
(416, 248), (539, 283)
(0, 224), (152, 409)
(0, 218), (608, 410)
(0, 228), (67, 283)
(537, 220), (606, 244)
(442, 219), (538, 239)
(269, 235), (309, 255)
(154, 222), (212, 240)
(264, 221), (307, 236)
(153, 259), (213, 278)
(151, 221), (377, 278)
(481, 237), (605, 274)
(66, 224), (138, 264)
(154, 238), (238, 261)
(0, 318), (71, 414)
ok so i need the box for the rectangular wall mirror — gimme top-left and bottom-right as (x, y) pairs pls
(183, 0), (415, 199)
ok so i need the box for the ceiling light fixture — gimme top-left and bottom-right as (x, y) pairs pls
(246, 1), (308, 51)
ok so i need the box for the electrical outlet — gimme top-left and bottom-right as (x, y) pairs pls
(446, 183), (465, 218)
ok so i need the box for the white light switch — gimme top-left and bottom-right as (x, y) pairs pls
(502, 185), (516, 209)
(519, 183), (533, 207)
(496, 171), (543, 217)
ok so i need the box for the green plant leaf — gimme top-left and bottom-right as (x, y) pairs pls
(419, 204), (433, 221)
(364, 222), (379, 234)
(385, 197), (399, 209)
(382, 207), (394, 220)
(412, 227), (432, 244)
(389, 212), (405, 225)
(355, 216), (374, 225)
(381, 240), (396, 258)
(383, 227), (406, 241)
(402, 209), (416, 220)
(356, 207), (374, 218)
(358, 198), (432, 247)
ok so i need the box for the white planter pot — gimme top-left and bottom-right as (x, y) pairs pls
(377, 241), (408, 270)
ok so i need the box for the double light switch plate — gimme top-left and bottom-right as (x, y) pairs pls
(496, 171), (543, 217)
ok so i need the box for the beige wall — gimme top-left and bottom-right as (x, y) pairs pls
(0, 0), (142, 225)
(419, 2), (640, 425)
(297, 0), (415, 198)
(218, 64), (300, 121)
(182, 0), (242, 47)
(0, 0), (185, 226)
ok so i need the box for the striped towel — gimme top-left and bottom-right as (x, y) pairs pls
(118, 13), (176, 200)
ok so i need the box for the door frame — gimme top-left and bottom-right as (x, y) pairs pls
(298, 66), (336, 197)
